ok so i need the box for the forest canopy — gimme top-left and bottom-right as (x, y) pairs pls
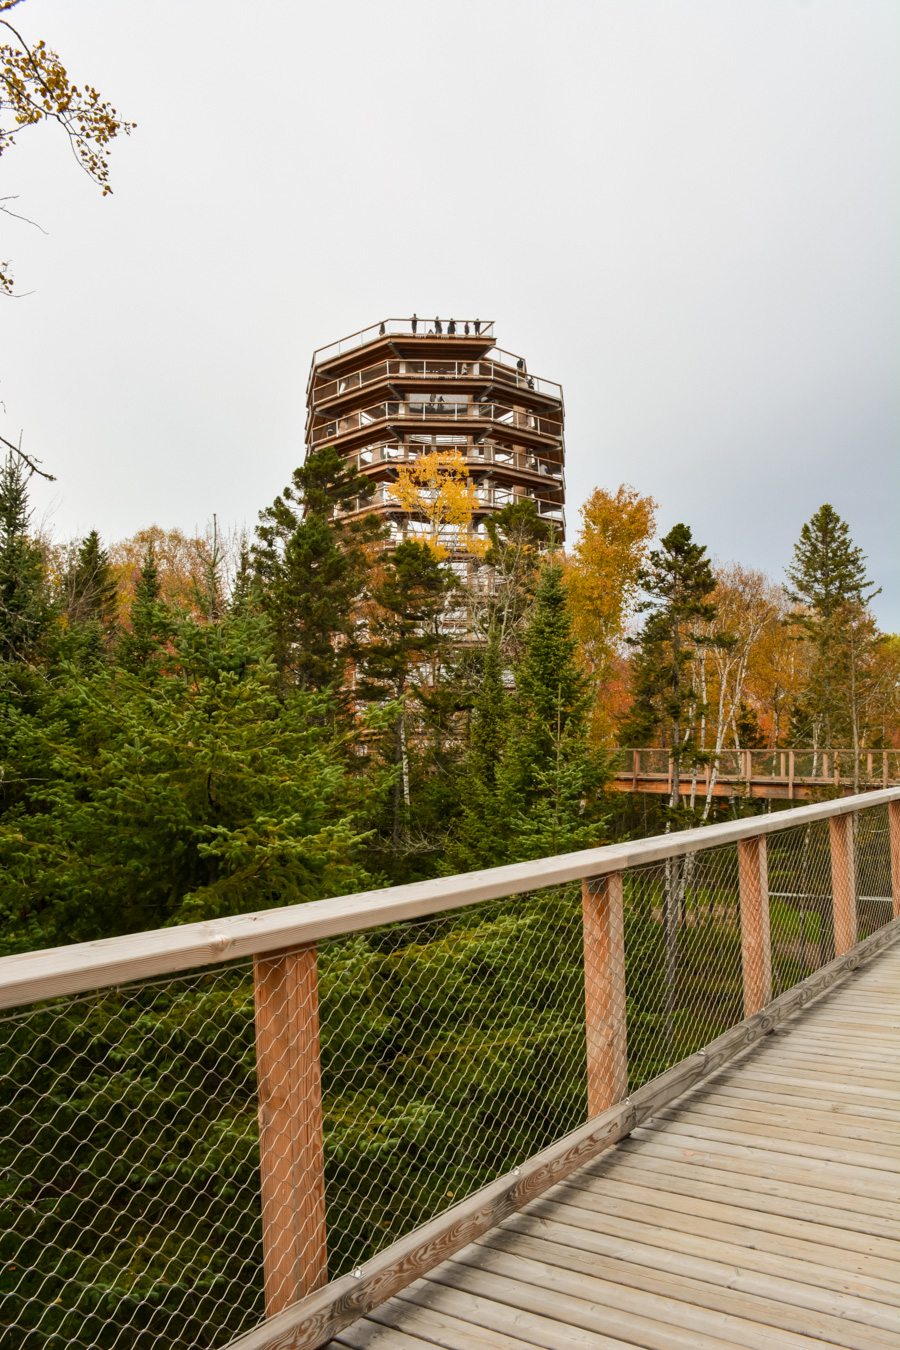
(0, 447), (897, 957)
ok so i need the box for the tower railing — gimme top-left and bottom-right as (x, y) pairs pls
(311, 358), (563, 407)
(3, 790), (897, 1350)
(311, 320), (496, 365)
(310, 401), (564, 446)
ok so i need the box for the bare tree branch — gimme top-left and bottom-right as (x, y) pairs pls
(0, 430), (55, 480)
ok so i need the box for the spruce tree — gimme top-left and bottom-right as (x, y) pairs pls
(786, 504), (872, 620)
(619, 523), (726, 808)
(449, 563), (609, 869)
(0, 455), (50, 665)
(118, 545), (173, 674)
(252, 446), (385, 693)
(503, 561), (607, 859)
(356, 540), (458, 855)
(786, 505), (880, 748)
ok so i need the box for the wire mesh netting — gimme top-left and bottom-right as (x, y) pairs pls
(1, 803), (896, 1349)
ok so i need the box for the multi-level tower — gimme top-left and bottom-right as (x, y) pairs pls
(305, 318), (565, 563)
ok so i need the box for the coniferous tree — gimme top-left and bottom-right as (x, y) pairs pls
(504, 561), (608, 860)
(253, 446), (385, 693)
(0, 455), (50, 666)
(619, 523), (727, 810)
(449, 563), (609, 869)
(785, 505), (880, 749)
(786, 504), (871, 620)
(357, 540), (458, 857)
(118, 545), (173, 674)
(59, 529), (119, 667)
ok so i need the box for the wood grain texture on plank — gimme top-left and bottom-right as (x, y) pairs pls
(393, 1281), (638, 1350)
(546, 1170), (900, 1260)
(632, 1117), (900, 1175)
(524, 1196), (900, 1312)
(451, 1241), (850, 1350)
(424, 1260), (750, 1350)
(584, 1151), (900, 1233)
(475, 1228), (898, 1350)
(500, 1209), (900, 1331)
(360, 1290), (543, 1349)
(542, 1178), (900, 1283)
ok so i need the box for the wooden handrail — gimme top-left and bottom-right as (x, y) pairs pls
(2, 787), (899, 1012)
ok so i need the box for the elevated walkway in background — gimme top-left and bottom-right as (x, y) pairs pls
(330, 940), (900, 1350)
(614, 749), (900, 802)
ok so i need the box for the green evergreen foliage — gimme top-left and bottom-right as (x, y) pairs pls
(0, 608), (376, 950)
(785, 505), (882, 749)
(252, 446), (385, 693)
(357, 540), (459, 863)
(116, 545), (174, 675)
(786, 503), (872, 620)
(63, 530), (118, 630)
(619, 523), (728, 804)
(0, 455), (51, 666)
(449, 563), (610, 870)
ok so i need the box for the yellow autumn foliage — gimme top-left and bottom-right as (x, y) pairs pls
(389, 450), (486, 558)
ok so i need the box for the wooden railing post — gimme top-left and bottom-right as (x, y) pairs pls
(889, 800), (900, 919)
(829, 814), (857, 955)
(737, 836), (772, 1016)
(582, 873), (628, 1116)
(253, 944), (328, 1317)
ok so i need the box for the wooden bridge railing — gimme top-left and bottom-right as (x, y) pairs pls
(1, 792), (899, 1350)
(615, 746), (900, 799)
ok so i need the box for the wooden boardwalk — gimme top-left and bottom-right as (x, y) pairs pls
(327, 942), (900, 1350)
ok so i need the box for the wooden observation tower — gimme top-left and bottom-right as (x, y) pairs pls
(304, 318), (566, 562)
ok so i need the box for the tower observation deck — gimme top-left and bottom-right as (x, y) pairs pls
(304, 318), (566, 556)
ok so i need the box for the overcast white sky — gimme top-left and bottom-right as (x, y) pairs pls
(3, 0), (898, 625)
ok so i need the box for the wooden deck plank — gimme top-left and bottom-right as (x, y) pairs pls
(614, 1135), (899, 1202)
(424, 1260), (755, 1350)
(582, 1151), (900, 1234)
(499, 1209), (900, 1331)
(394, 1280), (638, 1349)
(542, 1179), (900, 1283)
(543, 1170), (900, 1261)
(652, 1098), (900, 1153)
(448, 1242), (840, 1350)
(694, 1081), (900, 1124)
(347, 1294), (544, 1349)
(631, 1117), (900, 1174)
(524, 1195), (900, 1310)
(473, 1228), (897, 1350)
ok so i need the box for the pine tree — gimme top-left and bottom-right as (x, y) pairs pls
(252, 446), (385, 693)
(0, 455), (50, 665)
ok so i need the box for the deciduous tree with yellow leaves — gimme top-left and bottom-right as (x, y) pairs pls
(563, 484), (656, 742)
(389, 450), (484, 558)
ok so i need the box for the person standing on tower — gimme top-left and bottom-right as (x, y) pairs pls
(448, 318), (456, 335)
(435, 316), (443, 334)
(474, 318), (481, 335)
(411, 313), (418, 334)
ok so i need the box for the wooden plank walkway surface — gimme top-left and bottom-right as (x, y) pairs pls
(326, 942), (900, 1350)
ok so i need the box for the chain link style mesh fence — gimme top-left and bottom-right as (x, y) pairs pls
(1, 802), (895, 1349)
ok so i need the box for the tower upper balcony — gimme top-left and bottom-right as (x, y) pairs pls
(305, 317), (566, 543)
